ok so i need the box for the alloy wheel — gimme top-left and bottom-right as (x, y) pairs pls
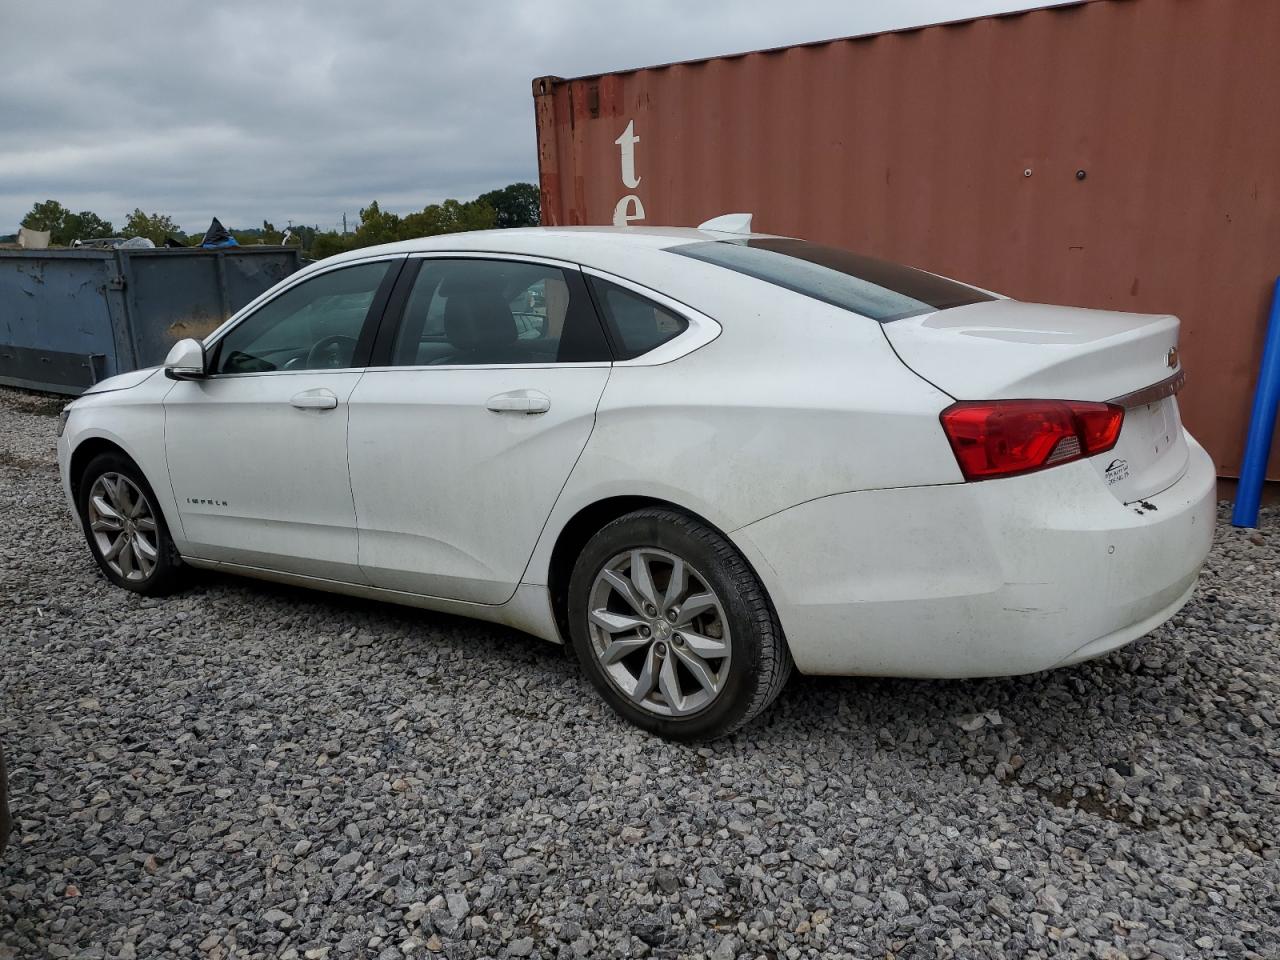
(87, 472), (159, 582)
(586, 548), (732, 717)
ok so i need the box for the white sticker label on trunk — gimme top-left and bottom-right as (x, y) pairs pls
(1104, 458), (1129, 485)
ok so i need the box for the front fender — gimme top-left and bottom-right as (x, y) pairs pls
(58, 379), (180, 543)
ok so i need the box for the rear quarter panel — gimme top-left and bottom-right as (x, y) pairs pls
(523, 265), (961, 586)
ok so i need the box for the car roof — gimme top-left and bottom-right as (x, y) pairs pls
(321, 225), (780, 270)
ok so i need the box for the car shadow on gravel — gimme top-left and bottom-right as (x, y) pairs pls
(762, 640), (1215, 766)
(193, 566), (1205, 754)
(742, 604), (1277, 842)
(765, 654), (1135, 737)
(184, 562), (1260, 835)
(190, 568), (577, 673)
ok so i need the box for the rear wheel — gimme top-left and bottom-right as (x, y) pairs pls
(77, 452), (183, 595)
(568, 508), (791, 740)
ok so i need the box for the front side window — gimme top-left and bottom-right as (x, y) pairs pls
(587, 278), (688, 360)
(668, 238), (994, 322)
(390, 259), (610, 366)
(213, 261), (391, 374)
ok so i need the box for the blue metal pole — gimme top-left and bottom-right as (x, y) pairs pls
(1232, 275), (1280, 528)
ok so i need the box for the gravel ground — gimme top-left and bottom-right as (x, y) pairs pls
(1, 383), (1278, 960)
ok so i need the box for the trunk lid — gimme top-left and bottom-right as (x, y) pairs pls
(884, 299), (1188, 502)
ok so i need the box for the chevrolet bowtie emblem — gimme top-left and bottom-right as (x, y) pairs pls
(1166, 346), (1179, 369)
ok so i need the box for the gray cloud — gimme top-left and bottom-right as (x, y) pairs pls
(0, 0), (1071, 235)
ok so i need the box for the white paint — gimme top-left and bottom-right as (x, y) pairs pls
(884, 299), (1182, 403)
(732, 437), (1215, 677)
(611, 194), (645, 226)
(57, 224), (1215, 691)
(614, 119), (642, 189)
(882, 299), (1188, 502)
(180, 561), (565, 647)
(162, 369), (369, 584)
(346, 363), (610, 604)
(80, 367), (160, 396)
(697, 213), (753, 234)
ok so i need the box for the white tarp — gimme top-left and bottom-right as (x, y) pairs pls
(17, 227), (51, 249)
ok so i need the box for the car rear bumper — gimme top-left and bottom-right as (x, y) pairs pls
(731, 431), (1216, 678)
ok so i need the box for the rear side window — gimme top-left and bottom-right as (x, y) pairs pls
(669, 238), (994, 322)
(390, 259), (610, 366)
(587, 277), (689, 360)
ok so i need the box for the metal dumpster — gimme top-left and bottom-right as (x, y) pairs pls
(0, 246), (303, 394)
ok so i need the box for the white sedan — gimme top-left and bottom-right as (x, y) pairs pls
(56, 217), (1216, 739)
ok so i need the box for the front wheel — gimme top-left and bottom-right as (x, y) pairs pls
(567, 508), (792, 740)
(77, 452), (184, 595)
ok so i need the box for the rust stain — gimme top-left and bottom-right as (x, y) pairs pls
(167, 316), (222, 340)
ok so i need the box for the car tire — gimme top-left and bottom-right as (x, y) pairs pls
(76, 451), (184, 595)
(567, 507), (792, 740)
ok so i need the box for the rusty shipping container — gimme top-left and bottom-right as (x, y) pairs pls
(533, 0), (1280, 479)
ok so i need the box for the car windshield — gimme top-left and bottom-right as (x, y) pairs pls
(668, 237), (995, 322)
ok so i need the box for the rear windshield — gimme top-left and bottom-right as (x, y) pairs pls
(669, 238), (995, 322)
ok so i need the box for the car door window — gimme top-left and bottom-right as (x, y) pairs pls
(586, 277), (689, 359)
(390, 259), (611, 366)
(213, 261), (392, 374)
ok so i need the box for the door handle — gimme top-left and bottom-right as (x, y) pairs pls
(486, 390), (551, 415)
(290, 389), (339, 410)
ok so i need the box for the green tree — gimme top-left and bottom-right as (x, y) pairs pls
(123, 208), (183, 245)
(20, 201), (117, 245)
(402, 198), (495, 238)
(21, 199), (70, 235)
(309, 231), (354, 259)
(476, 182), (540, 228)
(62, 210), (115, 243)
(351, 201), (403, 246)
(307, 188), (516, 261)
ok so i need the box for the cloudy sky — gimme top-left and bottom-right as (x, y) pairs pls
(1, 1), (1070, 235)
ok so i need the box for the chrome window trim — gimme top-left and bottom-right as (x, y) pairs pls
(405, 250), (581, 270)
(361, 362), (612, 373)
(201, 249), (720, 375)
(579, 266), (722, 366)
(199, 367), (370, 381)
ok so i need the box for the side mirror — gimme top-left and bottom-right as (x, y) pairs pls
(163, 338), (207, 380)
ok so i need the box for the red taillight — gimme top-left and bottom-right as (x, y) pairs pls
(940, 399), (1124, 481)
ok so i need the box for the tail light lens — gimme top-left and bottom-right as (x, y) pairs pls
(940, 399), (1124, 481)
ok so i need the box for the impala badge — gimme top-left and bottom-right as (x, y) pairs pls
(1166, 346), (1179, 369)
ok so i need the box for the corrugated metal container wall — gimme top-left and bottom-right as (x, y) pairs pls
(0, 247), (301, 394)
(533, 0), (1280, 479)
